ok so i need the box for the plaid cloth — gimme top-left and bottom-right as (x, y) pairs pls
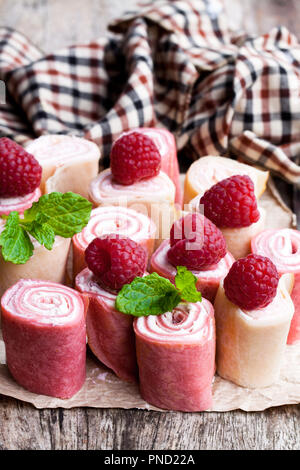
(0, 0), (300, 183)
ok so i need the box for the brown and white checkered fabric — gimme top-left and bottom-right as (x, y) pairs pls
(0, 0), (300, 182)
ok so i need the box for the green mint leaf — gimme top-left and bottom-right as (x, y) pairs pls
(25, 221), (56, 250)
(0, 192), (92, 265)
(115, 273), (182, 317)
(0, 212), (34, 264)
(115, 267), (202, 317)
(175, 266), (202, 303)
(23, 192), (92, 238)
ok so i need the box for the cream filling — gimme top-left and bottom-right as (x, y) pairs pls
(153, 239), (233, 279)
(135, 301), (213, 343)
(3, 279), (83, 326)
(0, 188), (40, 213)
(76, 268), (116, 308)
(89, 169), (175, 203)
(74, 206), (156, 250)
(252, 228), (300, 274)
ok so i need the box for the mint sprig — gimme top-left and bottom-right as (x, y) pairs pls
(0, 212), (34, 264)
(115, 266), (202, 317)
(174, 266), (202, 303)
(0, 192), (92, 264)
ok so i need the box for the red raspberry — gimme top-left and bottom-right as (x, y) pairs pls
(0, 137), (42, 197)
(200, 175), (260, 228)
(224, 254), (279, 310)
(167, 213), (227, 270)
(110, 131), (161, 185)
(85, 234), (147, 291)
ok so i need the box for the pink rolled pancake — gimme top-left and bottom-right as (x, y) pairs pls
(120, 128), (182, 205)
(251, 228), (300, 344)
(75, 268), (137, 382)
(134, 300), (216, 411)
(72, 206), (156, 278)
(0, 187), (41, 216)
(1, 279), (87, 398)
(214, 276), (294, 388)
(150, 239), (234, 302)
(0, 222), (71, 298)
(26, 134), (100, 198)
(89, 169), (176, 244)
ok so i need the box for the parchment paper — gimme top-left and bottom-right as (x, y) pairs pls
(0, 178), (299, 411)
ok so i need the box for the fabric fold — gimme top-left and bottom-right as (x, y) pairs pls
(0, 0), (299, 183)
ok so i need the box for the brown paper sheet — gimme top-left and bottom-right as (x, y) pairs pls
(0, 178), (299, 411)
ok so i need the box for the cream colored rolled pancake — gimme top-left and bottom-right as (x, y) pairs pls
(214, 275), (294, 388)
(26, 134), (101, 198)
(221, 207), (266, 259)
(89, 169), (177, 245)
(188, 198), (266, 260)
(0, 234), (71, 299)
(184, 156), (269, 205)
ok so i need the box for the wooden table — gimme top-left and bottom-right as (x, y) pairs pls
(0, 0), (299, 450)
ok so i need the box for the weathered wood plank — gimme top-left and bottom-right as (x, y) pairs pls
(0, 395), (299, 450)
(224, 0), (299, 37)
(0, 0), (298, 53)
(0, 0), (138, 52)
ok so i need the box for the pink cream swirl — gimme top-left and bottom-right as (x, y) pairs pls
(251, 228), (300, 275)
(151, 239), (234, 280)
(75, 268), (149, 307)
(75, 268), (117, 308)
(73, 206), (156, 251)
(0, 187), (41, 216)
(134, 300), (214, 344)
(89, 169), (175, 205)
(2, 279), (85, 326)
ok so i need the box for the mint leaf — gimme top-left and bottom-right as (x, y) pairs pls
(0, 192), (92, 264)
(115, 268), (202, 317)
(0, 212), (34, 264)
(25, 221), (56, 250)
(115, 273), (181, 317)
(175, 266), (202, 303)
(23, 192), (92, 238)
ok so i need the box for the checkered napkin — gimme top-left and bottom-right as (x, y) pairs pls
(0, 0), (300, 183)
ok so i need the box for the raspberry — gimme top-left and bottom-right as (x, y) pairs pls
(110, 131), (161, 185)
(224, 254), (279, 310)
(167, 213), (227, 270)
(200, 175), (260, 228)
(85, 234), (147, 291)
(0, 137), (42, 197)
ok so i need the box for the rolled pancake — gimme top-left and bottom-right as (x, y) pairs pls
(89, 169), (176, 245)
(134, 300), (215, 411)
(184, 156), (269, 205)
(72, 206), (156, 278)
(1, 279), (87, 398)
(251, 228), (300, 344)
(26, 134), (100, 198)
(214, 275), (294, 388)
